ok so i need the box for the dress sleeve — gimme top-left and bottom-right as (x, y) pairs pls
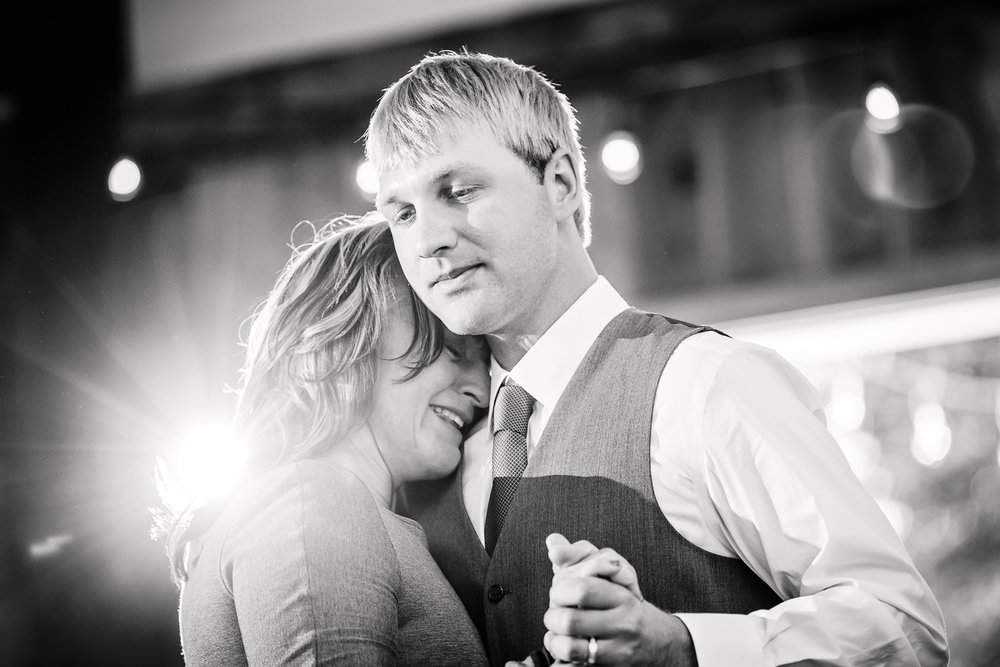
(671, 344), (948, 667)
(220, 464), (401, 665)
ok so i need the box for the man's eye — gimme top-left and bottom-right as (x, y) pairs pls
(449, 185), (478, 201)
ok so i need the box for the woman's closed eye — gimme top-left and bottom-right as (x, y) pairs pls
(391, 205), (415, 226)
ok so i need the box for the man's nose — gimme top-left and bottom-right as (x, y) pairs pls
(414, 203), (459, 258)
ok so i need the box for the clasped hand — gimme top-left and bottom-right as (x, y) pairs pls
(541, 533), (695, 667)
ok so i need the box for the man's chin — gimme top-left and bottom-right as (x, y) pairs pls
(441, 320), (487, 337)
(436, 307), (494, 337)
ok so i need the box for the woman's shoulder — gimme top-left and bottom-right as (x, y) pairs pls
(208, 460), (394, 577)
(249, 458), (369, 492)
(222, 460), (379, 532)
(193, 459), (403, 610)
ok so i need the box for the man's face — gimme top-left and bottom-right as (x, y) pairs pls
(376, 128), (561, 338)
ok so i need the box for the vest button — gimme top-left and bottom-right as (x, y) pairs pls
(487, 584), (505, 602)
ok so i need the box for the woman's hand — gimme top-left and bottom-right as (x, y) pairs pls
(545, 533), (643, 601)
(542, 533), (695, 666)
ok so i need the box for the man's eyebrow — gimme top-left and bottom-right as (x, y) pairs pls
(376, 163), (483, 209)
(430, 163), (481, 184)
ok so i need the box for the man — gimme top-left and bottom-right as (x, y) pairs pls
(366, 51), (948, 667)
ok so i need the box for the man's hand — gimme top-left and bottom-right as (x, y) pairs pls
(543, 533), (697, 666)
(545, 533), (643, 599)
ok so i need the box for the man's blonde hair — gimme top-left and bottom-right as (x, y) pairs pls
(365, 51), (592, 246)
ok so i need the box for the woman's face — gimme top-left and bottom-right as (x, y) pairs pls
(368, 298), (490, 484)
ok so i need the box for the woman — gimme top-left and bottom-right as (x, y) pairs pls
(157, 214), (490, 665)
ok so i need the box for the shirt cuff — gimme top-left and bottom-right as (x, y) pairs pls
(674, 613), (766, 667)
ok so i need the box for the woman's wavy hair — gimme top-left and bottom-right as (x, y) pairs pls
(156, 213), (446, 584)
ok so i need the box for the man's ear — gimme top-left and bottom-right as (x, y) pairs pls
(543, 149), (582, 226)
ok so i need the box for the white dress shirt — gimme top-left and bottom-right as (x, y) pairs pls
(461, 276), (948, 667)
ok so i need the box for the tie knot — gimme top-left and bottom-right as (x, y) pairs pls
(493, 382), (535, 438)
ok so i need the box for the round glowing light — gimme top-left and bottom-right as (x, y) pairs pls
(601, 131), (642, 185)
(603, 137), (640, 172)
(910, 402), (952, 466)
(864, 84), (901, 134)
(866, 84), (900, 121)
(826, 371), (866, 432)
(355, 160), (378, 199)
(828, 395), (866, 432)
(108, 157), (142, 201)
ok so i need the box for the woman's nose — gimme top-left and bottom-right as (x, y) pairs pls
(458, 359), (489, 409)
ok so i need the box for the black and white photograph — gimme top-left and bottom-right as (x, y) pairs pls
(2, 1), (999, 665)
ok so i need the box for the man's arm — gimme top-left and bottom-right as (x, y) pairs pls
(662, 341), (948, 667)
(541, 340), (948, 666)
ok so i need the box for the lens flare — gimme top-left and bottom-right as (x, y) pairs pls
(159, 420), (246, 510)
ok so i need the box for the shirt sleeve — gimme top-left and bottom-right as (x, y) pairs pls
(662, 342), (948, 667)
(220, 464), (401, 665)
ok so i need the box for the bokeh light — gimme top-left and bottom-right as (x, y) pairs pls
(601, 131), (643, 185)
(827, 371), (867, 432)
(910, 401), (952, 466)
(355, 160), (378, 200)
(865, 83), (901, 133)
(852, 103), (974, 209)
(108, 156), (142, 202)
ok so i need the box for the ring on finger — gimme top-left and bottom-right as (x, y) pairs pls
(587, 636), (598, 665)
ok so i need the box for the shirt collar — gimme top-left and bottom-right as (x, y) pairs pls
(488, 276), (629, 417)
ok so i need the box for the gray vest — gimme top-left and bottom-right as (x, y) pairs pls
(400, 310), (781, 665)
